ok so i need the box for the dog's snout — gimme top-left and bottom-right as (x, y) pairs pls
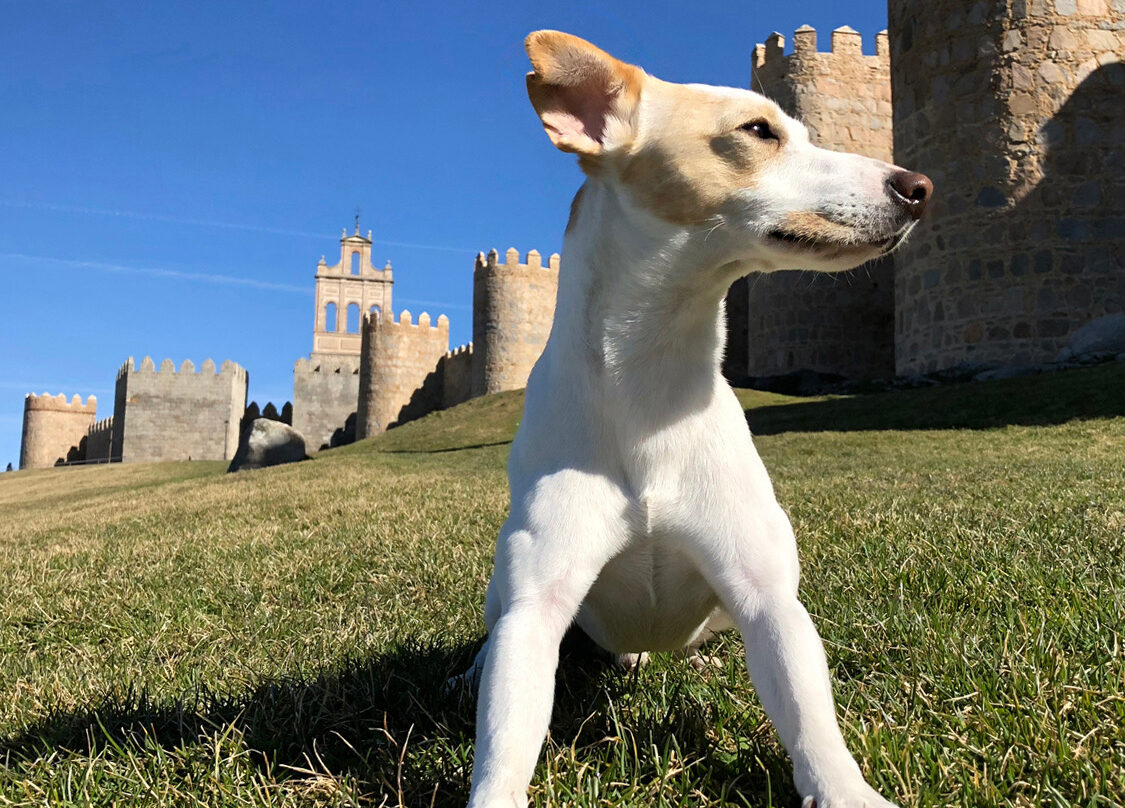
(887, 171), (933, 220)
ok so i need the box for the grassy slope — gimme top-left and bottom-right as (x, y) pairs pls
(0, 365), (1123, 807)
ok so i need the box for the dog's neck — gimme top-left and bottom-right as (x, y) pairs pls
(551, 178), (744, 401)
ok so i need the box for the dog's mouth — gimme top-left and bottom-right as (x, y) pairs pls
(766, 222), (914, 259)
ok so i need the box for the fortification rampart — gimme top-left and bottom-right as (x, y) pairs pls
(472, 248), (560, 397)
(85, 416), (114, 464)
(292, 355), (361, 451)
(113, 357), (247, 463)
(890, 1), (1125, 374)
(357, 310), (450, 438)
(441, 343), (474, 409)
(733, 25), (895, 381)
(19, 393), (97, 469)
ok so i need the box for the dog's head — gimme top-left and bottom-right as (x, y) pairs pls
(525, 30), (931, 272)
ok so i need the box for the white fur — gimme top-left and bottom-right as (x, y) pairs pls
(461, 74), (914, 808)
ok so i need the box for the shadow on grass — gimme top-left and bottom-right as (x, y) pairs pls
(746, 363), (1125, 435)
(0, 633), (794, 807)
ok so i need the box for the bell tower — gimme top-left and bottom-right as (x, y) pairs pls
(311, 218), (394, 359)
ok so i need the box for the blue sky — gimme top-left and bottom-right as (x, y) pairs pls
(0, 0), (888, 469)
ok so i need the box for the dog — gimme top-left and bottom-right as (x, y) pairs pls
(459, 31), (931, 808)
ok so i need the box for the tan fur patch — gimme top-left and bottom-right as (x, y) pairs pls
(619, 80), (787, 226)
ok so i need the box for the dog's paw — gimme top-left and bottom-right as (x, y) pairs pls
(686, 652), (722, 672)
(615, 651), (649, 672)
(444, 665), (481, 695)
(800, 784), (898, 808)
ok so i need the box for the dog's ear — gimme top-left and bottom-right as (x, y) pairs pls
(525, 30), (643, 157)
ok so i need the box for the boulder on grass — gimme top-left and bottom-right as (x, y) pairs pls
(1055, 313), (1125, 362)
(228, 418), (307, 472)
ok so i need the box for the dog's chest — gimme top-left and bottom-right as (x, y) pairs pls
(579, 536), (720, 653)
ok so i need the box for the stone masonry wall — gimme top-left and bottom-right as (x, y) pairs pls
(85, 416), (114, 464)
(472, 248), (560, 397)
(441, 343), (474, 409)
(19, 393), (97, 469)
(733, 25), (896, 381)
(292, 356), (360, 451)
(357, 311), (450, 438)
(113, 358), (247, 463)
(890, 0), (1125, 374)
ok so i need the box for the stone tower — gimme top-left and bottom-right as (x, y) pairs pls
(312, 224), (394, 358)
(356, 310), (450, 438)
(294, 222), (394, 451)
(112, 358), (247, 463)
(732, 25), (896, 381)
(19, 393), (97, 469)
(889, 0), (1125, 374)
(472, 248), (560, 397)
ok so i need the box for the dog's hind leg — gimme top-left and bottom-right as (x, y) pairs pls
(467, 471), (628, 808)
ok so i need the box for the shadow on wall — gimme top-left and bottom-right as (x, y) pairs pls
(0, 632), (797, 807)
(898, 61), (1125, 370)
(746, 363), (1125, 435)
(326, 412), (357, 450)
(388, 366), (446, 432)
(59, 436), (88, 466)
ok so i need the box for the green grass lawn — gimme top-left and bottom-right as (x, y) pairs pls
(1, 364), (1123, 807)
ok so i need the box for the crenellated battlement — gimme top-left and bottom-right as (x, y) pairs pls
(367, 309), (451, 334)
(88, 416), (113, 433)
(444, 342), (473, 360)
(117, 357), (247, 381)
(753, 25), (888, 72)
(24, 393), (98, 414)
(474, 247), (561, 274)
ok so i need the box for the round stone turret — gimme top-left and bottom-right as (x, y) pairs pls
(472, 248), (560, 397)
(19, 393), (97, 469)
(890, 0), (1125, 374)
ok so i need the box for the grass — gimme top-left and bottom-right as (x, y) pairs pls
(0, 364), (1123, 807)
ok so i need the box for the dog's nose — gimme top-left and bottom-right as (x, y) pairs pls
(887, 171), (933, 220)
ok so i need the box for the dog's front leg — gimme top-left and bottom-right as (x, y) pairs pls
(691, 507), (898, 808)
(467, 471), (627, 808)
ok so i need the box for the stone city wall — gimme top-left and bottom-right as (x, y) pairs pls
(440, 343), (474, 409)
(19, 393), (97, 469)
(734, 25), (896, 381)
(84, 416), (114, 464)
(357, 310), (450, 438)
(292, 355), (360, 451)
(890, 0), (1125, 374)
(472, 248), (560, 397)
(113, 358), (247, 463)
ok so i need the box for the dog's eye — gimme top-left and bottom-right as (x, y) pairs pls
(739, 120), (778, 141)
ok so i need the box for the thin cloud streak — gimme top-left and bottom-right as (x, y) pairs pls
(1, 253), (470, 312)
(0, 200), (477, 254)
(1, 252), (308, 293)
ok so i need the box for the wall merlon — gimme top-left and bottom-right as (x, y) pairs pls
(831, 25), (862, 56)
(793, 24), (817, 56)
(876, 30), (889, 57)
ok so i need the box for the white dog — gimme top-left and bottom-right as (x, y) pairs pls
(461, 31), (931, 808)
